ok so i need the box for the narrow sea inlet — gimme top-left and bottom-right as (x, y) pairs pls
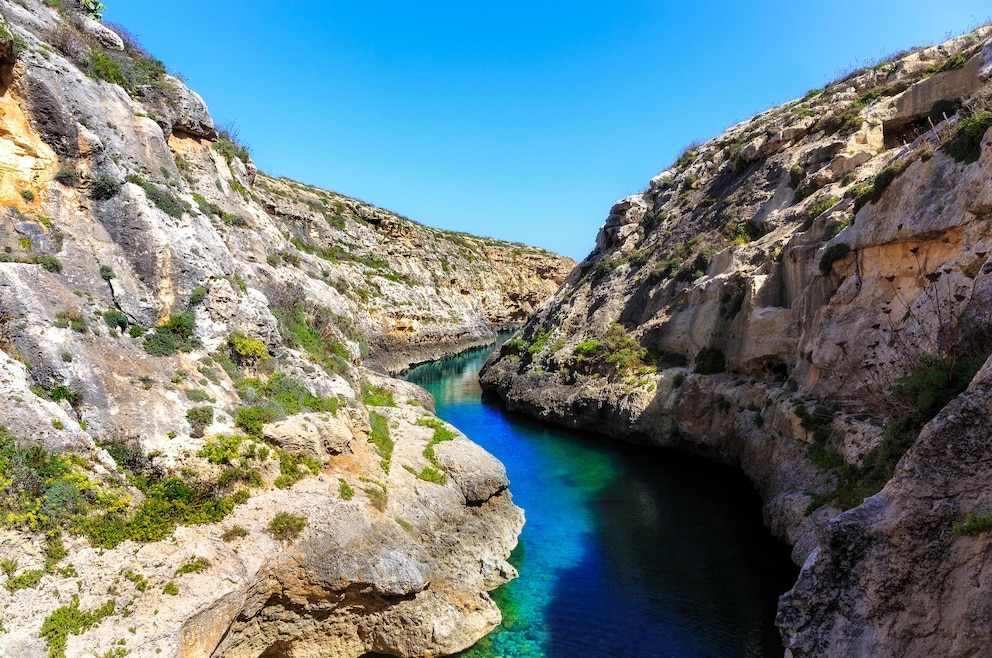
(403, 343), (798, 658)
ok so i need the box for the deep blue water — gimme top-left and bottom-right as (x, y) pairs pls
(403, 343), (797, 658)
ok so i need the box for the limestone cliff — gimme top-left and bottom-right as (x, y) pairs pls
(0, 1), (573, 656)
(482, 25), (992, 657)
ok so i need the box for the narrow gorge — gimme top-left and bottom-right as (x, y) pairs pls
(2, 0), (992, 656)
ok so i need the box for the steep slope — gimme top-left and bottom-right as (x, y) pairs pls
(0, 1), (571, 656)
(482, 26), (992, 657)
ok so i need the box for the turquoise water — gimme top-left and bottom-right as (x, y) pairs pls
(403, 344), (797, 658)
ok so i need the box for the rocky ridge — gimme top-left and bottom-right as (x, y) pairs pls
(482, 26), (992, 657)
(0, 1), (571, 656)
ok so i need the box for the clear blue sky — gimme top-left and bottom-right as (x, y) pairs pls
(104, 1), (989, 261)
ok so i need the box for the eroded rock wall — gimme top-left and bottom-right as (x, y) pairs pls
(0, 1), (559, 655)
(482, 25), (992, 657)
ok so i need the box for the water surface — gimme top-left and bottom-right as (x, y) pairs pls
(403, 344), (797, 658)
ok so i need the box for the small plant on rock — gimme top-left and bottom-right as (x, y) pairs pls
(267, 511), (306, 541)
(90, 174), (122, 201)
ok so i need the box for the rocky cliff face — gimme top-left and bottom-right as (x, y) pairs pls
(482, 26), (992, 657)
(0, 1), (571, 656)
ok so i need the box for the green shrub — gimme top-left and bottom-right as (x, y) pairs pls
(198, 433), (244, 464)
(820, 101), (865, 136)
(0, 20), (28, 56)
(213, 139), (250, 164)
(40, 595), (115, 658)
(189, 286), (206, 306)
(368, 411), (393, 472)
(575, 339), (603, 358)
(925, 52), (967, 75)
(123, 570), (148, 592)
(20, 189), (35, 202)
(235, 373), (337, 417)
(411, 465), (447, 485)
(267, 511), (306, 541)
(103, 309), (128, 332)
(693, 347), (726, 375)
(128, 325), (145, 338)
(126, 175), (185, 218)
(183, 388), (211, 402)
(90, 174), (122, 201)
(99, 265), (115, 281)
(39, 255), (62, 273)
(49, 384), (80, 406)
(789, 162), (805, 188)
(186, 406), (213, 434)
(234, 405), (274, 438)
(826, 354), (982, 510)
(943, 112), (992, 164)
(338, 478), (354, 500)
(5, 567), (43, 592)
(229, 331), (267, 360)
(361, 382), (395, 407)
(954, 512), (992, 537)
(274, 450), (321, 489)
(416, 417), (457, 453)
(163, 581), (178, 595)
(174, 556), (209, 577)
(268, 298), (352, 378)
(81, 474), (242, 548)
(89, 49), (126, 87)
(807, 444), (845, 470)
(364, 485), (388, 512)
(217, 466), (262, 489)
(143, 331), (178, 356)
(852, 160), (915, 213)
(55, 311), (87, 333)
(54, 168), (79, 186)
(807, 195), (839, 221)
(143, 312), (196, 356)
(221, 525), (249, 541)
(819, 243), (852, 273)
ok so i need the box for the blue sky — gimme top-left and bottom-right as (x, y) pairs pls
(104, 1), (990, 260)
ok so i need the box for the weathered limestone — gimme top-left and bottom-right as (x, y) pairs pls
(483, 25), (992, 657)
(0, 1), (551, 655)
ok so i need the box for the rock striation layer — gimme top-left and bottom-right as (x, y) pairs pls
(482, 26), (992, 657)
(0, 1), (567, 656)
